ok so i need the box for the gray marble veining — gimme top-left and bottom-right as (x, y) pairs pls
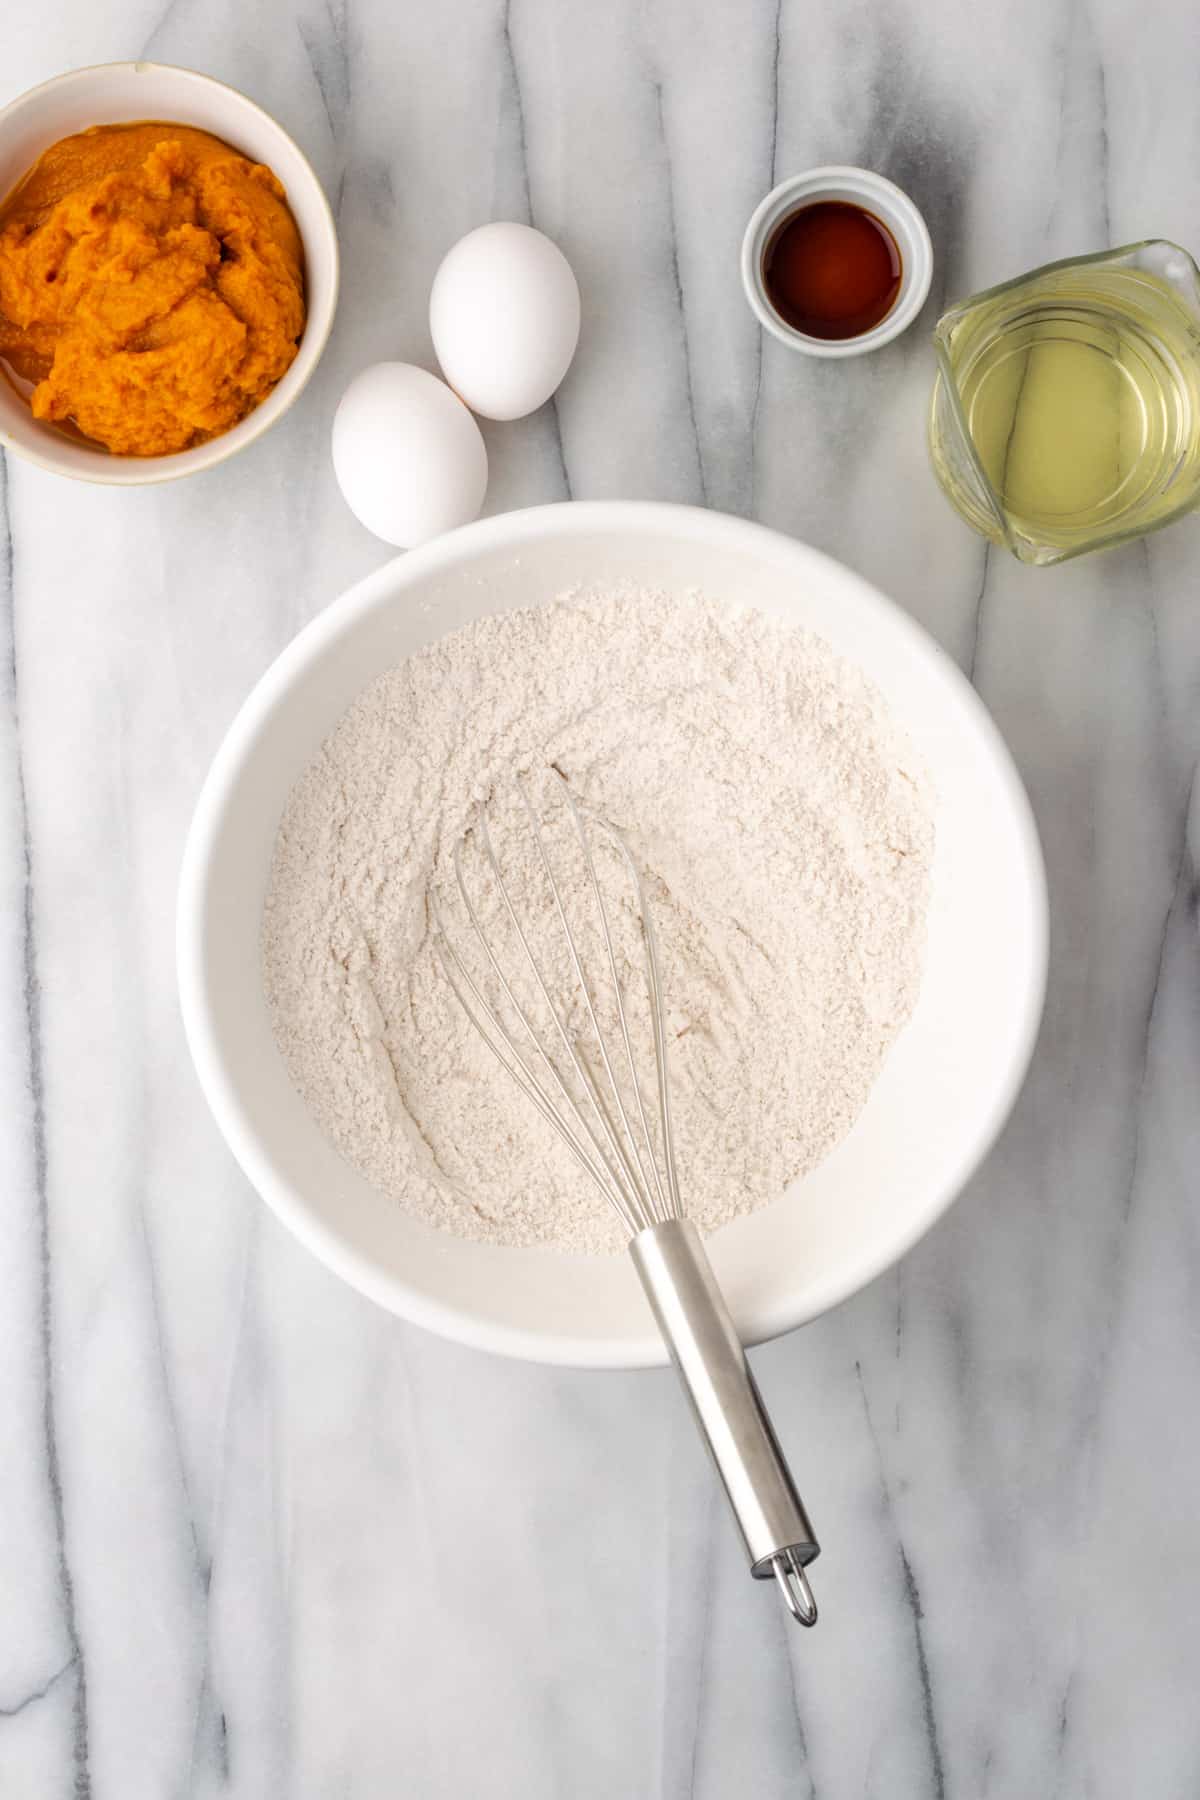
(2, 1), (1199, 1795)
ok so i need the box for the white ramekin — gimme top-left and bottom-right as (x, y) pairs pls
(741, 166), (933, 358)
(0, 62), (339, 484)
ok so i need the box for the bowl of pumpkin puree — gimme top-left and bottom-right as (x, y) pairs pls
(0, 63), (338, 482)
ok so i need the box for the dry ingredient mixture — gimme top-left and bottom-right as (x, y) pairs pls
(0, 123), (305, 456)
(262, 586), (934, 1254)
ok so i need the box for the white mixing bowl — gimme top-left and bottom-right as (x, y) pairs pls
(177, 503), (1047, 1367)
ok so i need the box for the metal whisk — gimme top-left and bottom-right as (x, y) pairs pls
(430, 770), (820, 1626)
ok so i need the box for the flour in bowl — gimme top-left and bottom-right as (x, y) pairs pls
(261, 586), (934, 1253)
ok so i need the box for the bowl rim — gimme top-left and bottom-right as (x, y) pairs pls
(0, 59), (339, 485)
(177, 501), (1049, 1367)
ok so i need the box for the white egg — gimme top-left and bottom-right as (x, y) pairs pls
(430, 222), (581, 421)
(331, 362), (488, 548)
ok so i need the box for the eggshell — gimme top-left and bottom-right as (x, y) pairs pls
(331, 362), (488, 547)
(430, 222), (581, 421)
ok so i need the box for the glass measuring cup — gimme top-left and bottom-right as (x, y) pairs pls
(928, 240), (1200, 565)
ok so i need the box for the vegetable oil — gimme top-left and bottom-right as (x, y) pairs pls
(929, 242), (1200, 564)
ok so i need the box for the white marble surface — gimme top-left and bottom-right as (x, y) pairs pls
(3, 2), (1199, 1794)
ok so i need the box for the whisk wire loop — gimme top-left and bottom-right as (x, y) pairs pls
(429, 893), (628, 1211)
(600, 818), (684, 1220)
(433, 778), (677, 1239)
(534, 777), (673, 1228)
(451, 830), (641, 1222)
(511, 784), (664, 1231)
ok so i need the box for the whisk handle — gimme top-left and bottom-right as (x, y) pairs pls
(630, 1218), (820, 1624)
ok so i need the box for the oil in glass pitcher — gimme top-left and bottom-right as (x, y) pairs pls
(928, 241), (1200, 565)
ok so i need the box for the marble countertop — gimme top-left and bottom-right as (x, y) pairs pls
(3, 2), (1199, 1795)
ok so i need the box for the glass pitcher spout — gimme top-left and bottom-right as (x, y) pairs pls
(928, 240), (1200, 565)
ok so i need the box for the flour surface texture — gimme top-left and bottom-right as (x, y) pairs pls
(262, 586), (934, 1254)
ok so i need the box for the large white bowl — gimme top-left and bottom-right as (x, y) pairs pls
(178, 503), (1047, 1368)
(0, 62), (338, 484)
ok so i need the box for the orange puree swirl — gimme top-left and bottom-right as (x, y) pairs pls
(0, 122), (306, 456)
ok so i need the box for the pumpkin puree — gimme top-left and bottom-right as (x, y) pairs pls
(0, 122), (306, 456)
